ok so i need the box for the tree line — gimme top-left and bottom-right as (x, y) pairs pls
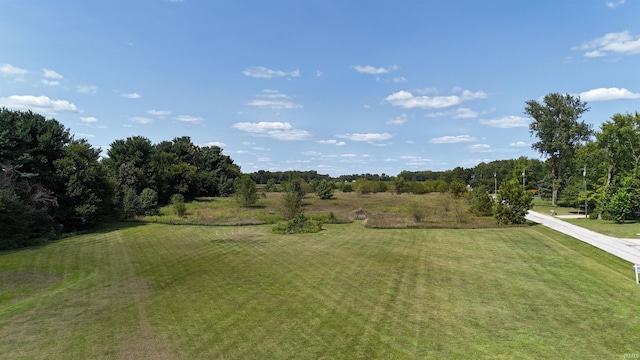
(2, 92), (639, 248)
(0, 108), (240, 249)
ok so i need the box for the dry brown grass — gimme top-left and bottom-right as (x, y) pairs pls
(144, 191), (499, 229)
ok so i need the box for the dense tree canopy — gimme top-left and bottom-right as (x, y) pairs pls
(526, 93), (592, 205)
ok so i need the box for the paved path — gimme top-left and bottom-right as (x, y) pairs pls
(525, 210), (640, 264)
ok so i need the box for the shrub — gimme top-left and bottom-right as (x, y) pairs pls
(235, 175), (258, 207)
(271, 213), (322, 234)
(138, 188), (159, 216)
(316, 179), (335, 200)
(171, 193), (187, 217)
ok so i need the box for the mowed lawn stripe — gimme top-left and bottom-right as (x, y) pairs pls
(1, 222), (640, 359)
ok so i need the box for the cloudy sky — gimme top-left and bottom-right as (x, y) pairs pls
(1, 0), (639, 177)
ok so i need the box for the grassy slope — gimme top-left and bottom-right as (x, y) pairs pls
(1, 222), (639, 359)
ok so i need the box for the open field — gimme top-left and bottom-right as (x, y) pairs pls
(1, 220), (639, 359)
(143, 191), (498, 229)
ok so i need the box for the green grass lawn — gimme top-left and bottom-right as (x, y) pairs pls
(1, 222), (639, 359)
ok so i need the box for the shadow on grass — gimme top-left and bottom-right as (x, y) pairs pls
(0, 221), (147, 255)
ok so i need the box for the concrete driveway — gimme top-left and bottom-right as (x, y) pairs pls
(525, 210), (640, 264)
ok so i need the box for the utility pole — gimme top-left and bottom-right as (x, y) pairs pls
(522, 169), (526, 189)
(494, 172), (497, 194)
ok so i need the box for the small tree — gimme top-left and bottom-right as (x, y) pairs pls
(138, 188), (159, 216)
(171, 193), (187, 217)
(494, 178), (533, 225)
(316, 179), (335, 200)
(235, 175), (258, 207)
(469, 186), (493, 216)
(281, 178), (304, 220)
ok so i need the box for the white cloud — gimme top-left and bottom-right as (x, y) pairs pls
(206, 141), (226, 147)
(510, 141), (529, 147)
(233, 121), (311, 140)
(246, 99), (303, 109)
(147, 109), (172, 116)
(80, 116), (98, 123)
(393, 77), (408, 83)
(121, 92), (141, 99)
(385, 89), (487, 109)
(242, 66), (300, 79)
(428, 135), (476, 144)
(42, 68), (63, 79)
(316, 70), (323, 77)
(175, 115), (204, 122)
(246, 90), (303, 109)
(574, 30), (640, 57)
(480, 116), (530, 128)
(336, 133), (393, 142)
(0, 63), (27, 75)
(386, 113), (408, 125)
(74, 133), (95, 139)
(467, 144), (492, 152)
(353, 65), (398, 74)
(41, 80), (60, 86)
(579, 87), (640, 101)
(607, 0), (626, 8)
(130, 116), (154, 124)
(0, 95), (77, 114)
(77, 85), (98, 94)
(317, 139), (346, 146)
(426, 108), (479, 119)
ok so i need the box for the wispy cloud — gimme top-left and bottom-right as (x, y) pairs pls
(0, 95), (77, 114)
(77, 85), (98, 94)
(578, 87), (640, 101)
(510, 141), (529, 147)
(479, 116), (530, 128)
(385, 89), (487, 109)
(41, 80), (60, 86)
(317, 139), (346, 146)
(393, 77), (408, 83)
(245, 89), (302, 109)
(74, 133), (95, 139)
(386, 113), (408, 125)
(353, 65), (399, 74)
(428, 135), (476, 144)
(130, 116), (154, 124)
(80, 116), (98, 123)
(233, 121), (311, 140)
(573, 30), (640, 57)
(0, 63), (27, 75)
(43, 68), (63, 79)
(243, 66), (300, 79)
(206, 141), (226, 148)
(607, 0), (626, 8)
(147, 109), (172, 116)
(175, 115), (204, 123)
(336, 133), (393, 142)
(121, 92), (141, 99)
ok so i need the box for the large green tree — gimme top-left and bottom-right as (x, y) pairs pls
(54, 139), (114, 229)
(526, 93), (591, 205)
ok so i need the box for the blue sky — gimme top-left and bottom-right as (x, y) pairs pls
(1, 0), (639, 177)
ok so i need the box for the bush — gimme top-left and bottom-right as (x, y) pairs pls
(235, 175), (258, 207)
(171, 193), (187, 217)
(469, 186), (493, 216)
(316, 179), (335, 200)
(271, 213), (322, 234)
(138, 188), (159, 216)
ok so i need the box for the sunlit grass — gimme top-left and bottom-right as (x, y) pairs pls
(1, 222), (639, 359)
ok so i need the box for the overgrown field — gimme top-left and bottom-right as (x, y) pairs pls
(143, 191), (498, 229)
(1, 220), (639, 359)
